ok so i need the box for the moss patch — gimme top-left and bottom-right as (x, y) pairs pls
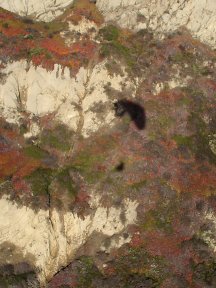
(115, 247), (168, 287)
(41, 124), (74, 152)
(23, 145), (48, 160)
(72, 151), (106, 184)
(189, 112), (216, 164)
(193, 259), (216, 286)
(172, 135), (193, 149)
(77, 256), (101, 288)
(25, 168), (53, 196)
(56, 168), (77, 198)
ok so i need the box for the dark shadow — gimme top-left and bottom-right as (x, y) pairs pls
(115, 162), (125, 171)
(113, 100), (146, 129)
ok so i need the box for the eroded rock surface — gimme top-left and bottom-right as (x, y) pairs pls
(98, 0), (216, 48)
(0, 1), (216, 287)
(0, 0), (73, 21)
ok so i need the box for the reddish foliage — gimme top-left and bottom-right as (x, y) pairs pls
(42, 58), (56, 71)
(170, 163), (216, 195)
(75, 190), (90, 203)
(12, 177), (31, 194)
(103, 265), (116, 276)
(0, 11), (14, 20)
(130, 232), (143, 248)
(0, 149), (40, 180)
(31, 54), (44, 67)
(48, 271), (77, 288)
(70, 41), (97, 58)
(41, 38), (70, 56)
(14, 158), (40, 178)
(157, 89), (185, 102)
(25, 39), (36, 50)
(0, 150), (20, 178)
(2, 27), (26, 36)
(198, 78), (216, 96)
(145, 231), (183, 258)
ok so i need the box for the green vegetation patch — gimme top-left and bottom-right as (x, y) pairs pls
(142, 208), (174, 234)
(77, 256), (101, 288)
(172, 135), (193, 149)
(99, 25), (120, 41)
(99, 25), (136, 69)
(72, 151), (106, 184)
(189, 112), (216, 164)
(29, 47), (44, 57)
(130, 179), (148, 190)
(56, 168), (77, 197)
(41, 124), (74, 152)
(193, 259), (216, 286)
(171, 51), (195, 64)
(115, 247), (168, 287)
(25, 168), (53, 196)
(0, 272), (37, 287)
(23, 145), (48, 160)
(141, 196), (179, 233)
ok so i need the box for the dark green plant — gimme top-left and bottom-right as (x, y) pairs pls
(2, 22), (9, 29)
(23, 145), (48, 160)
(99, 25), (119, 41)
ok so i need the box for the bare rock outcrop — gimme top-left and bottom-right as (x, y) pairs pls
(0, 0), (73, 21)
(97, 0), (216, 48)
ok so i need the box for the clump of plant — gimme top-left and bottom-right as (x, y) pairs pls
(29, 47), (45, 57)
(2, 22), (9, 29)
(41, 124), (74, 152)
(25, 168), (53, 196)
(23, 145), (49, 160)
(72, 150), (106, 184)
(192, 259), (216, 286)
(76, 256), (102, 288)
(99, 25), (119, 42)
(55, 168), (77, 198)
(99, 25), (135, 69)
(114, 247), (168, 287)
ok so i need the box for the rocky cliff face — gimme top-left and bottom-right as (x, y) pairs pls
(0, 0), (72, 21)
(1, 0), (216, 47)
(97, 0), (216, 48)
(0, 1), (216, 287)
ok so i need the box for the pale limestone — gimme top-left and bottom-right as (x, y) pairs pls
(0, 60), (131, 137)
(0, 0), (74, 21)
(61, 17), (99, 46)
(97, 0), (216, 48)
(0, 196), (138, 284)
(1, 0), (216, 47)
(201, 211), (216, 252)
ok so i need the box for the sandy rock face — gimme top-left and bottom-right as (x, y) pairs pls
(0, 0), (74, 21)
(1, 0), (216, 47)
(97, 0), (216, 47)
(0, 196), (138, 284)
(0, 1), (216, 287)
(0, 60), (132, 137)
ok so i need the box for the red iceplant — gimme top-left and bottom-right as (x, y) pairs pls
(70, 41), (97, 58)
(41, 38), (70, 56)
(2, 26), (26, 37)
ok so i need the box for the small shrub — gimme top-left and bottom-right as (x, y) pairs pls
(41, 124), (73, 152)
(25, 168), (52, 196)
(172, 135), (193, 148)
(23, 146), (48, 160)
(99, 25), (119, 41)
(29, 47), (44, 57)
(56, 168), (77, 197)
(22, 17), (34, 24)
(2, 22), (9, 29)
